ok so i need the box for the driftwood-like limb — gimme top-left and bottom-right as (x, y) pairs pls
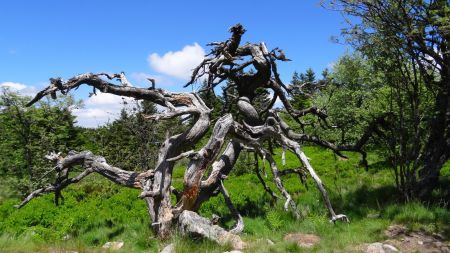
(178, 210), (246, 250)
(16, 151), (154, 208)
(231, 112), (348, 222)
(219, 180), (244, 234)
(264, 151), (301, 219)
(278, 167), (309, 190)
(26, 72), (212, 239)
(275, 111), (392, 168)
(254, 153), (278, 201)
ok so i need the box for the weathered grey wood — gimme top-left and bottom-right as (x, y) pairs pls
(19, 24), (352, 244)
(178, 210), (246, 250)
(219, 180), (244, 234)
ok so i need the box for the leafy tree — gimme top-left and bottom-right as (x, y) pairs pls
(83, 100), (176, 171)
(318, 54), (386, 141)
(289, 69), (317, 110)
(326, 0), (450, 199)
(0, 89), (80, 194)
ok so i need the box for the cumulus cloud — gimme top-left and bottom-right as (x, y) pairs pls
(130, 72), (175, 87)
(0, 82), (26, 90)
(72, 92), (135, 128)
(148, 43), (205, 80)
(0, 82), (38, 97)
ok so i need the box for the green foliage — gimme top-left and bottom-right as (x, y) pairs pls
(330, 0), (450, 199)
(288, 69), (315, 110)
(313, 53), (388, 145)
(1, 147), (449, 252)
(0, 90), (82, 196)
(266, 210), (283, 230)
(78, 100), (182, 172)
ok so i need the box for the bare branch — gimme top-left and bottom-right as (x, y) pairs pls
(16, 151), (154, 208)
(219, 180), (244, 234)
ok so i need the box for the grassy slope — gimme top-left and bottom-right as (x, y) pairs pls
(0, 146), (449, 253)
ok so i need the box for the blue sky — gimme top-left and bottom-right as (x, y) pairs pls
(0, 0), (351, 127)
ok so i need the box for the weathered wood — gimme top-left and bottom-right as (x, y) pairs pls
(178, 210), (246, 250)
(19, 24), (352, 244)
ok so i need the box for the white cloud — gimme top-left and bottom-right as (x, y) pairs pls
(0, 81), (38, 97)
(148, 43), (205, 80)
(130, 72), (175, 87)
(72, 108), (112, 128)
(85, 92), (127, 106)
(73, 92), (135, 128)
(0, 82), (27, 90)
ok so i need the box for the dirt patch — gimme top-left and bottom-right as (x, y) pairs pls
(284, 233), (320, 248)
(351, 225), (450, 253)
(384, 225), (450, 253)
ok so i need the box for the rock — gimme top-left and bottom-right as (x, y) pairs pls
(382, 244), (399, 253)
(418, 240), (424, 245)
(433, 232), (446, 240)
(366, 242), (384, 253)
(283, 233), (320, 248)
(102, 240), (124, 250)
(434, 241), (443, 247)
(367, 213), (380, 219)
(365, 242), (399, 253)
(160, 243), (175, 253)
(267, 239), (274, 245)
(385, 225), (407, 238)
(222, 251), (243, 253)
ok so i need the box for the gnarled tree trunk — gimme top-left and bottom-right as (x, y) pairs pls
(18, 24), (353, 245)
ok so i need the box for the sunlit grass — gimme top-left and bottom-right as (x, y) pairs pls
(1, 147), (448, 252)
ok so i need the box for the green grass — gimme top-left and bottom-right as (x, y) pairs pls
(0, 146), (449, 252)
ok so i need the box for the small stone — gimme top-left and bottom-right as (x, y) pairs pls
(382, 243), (399, 253)
(102, 240), (124, 250)
(423, 238), (433, 244)
(367, 213), (380, 219)
(433, 232), (446, 240)
(366, 242), (384, 253)
(222, 251), (243, 253)
(284, 233), (320, 248)
(365, 243), (399, 253)
(160, 243), (175, 253)
(418, 240), (424, 245)
(385, 225), (407, 238)
(267, 239), (274, 245)
(434, 241), (443, 247)
(442, 246), (450, 253)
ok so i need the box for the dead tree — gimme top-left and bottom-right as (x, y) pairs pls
(17, 24), (351, 246)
